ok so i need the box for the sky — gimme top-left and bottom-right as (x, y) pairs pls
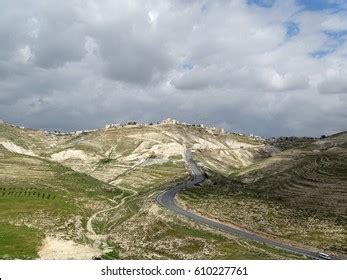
(0, 0), (347, 137)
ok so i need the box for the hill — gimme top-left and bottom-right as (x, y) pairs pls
(179, 133), (347, 256)
(0, 120), (345, 259)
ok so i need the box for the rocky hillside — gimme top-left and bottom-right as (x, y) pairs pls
(179, 132), (347, 257)
(2, 120), (291, 260)
(3, 120), (342, 259)
(1, 120), (268, 185)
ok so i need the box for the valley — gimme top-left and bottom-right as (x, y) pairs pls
(0, 120), (345, 259)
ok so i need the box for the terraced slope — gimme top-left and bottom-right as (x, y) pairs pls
(179, 133), (347, 257)
(240, 133), (347, 216)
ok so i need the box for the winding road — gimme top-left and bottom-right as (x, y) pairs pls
(156, 149), (340, 260)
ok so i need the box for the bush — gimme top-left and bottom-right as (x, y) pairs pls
(100, 158), (111, 164)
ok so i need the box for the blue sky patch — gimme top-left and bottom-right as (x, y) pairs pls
(321, 30), (347, 53)
(285, 21), (300, 38)
(247, 0), (275, 8)
(180, 63), (193, 70)
(310, 50), (332, 58)
(296, 0), (346, 11)
(324, 30), (347, 45)
(310, 30), (347, 59)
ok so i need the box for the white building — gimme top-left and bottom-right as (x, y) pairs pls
(161, 118), (179, 125)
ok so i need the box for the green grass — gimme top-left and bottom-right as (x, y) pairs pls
(0, 151), (123, 258)
(0, 189), (73, 218)
(0, 124), (32, 149)
(0, 222), (44, 259)
(244, 153), (347, 217)
(101, 249), (121, 260)
(181, 186), (346, 254)
(93, 161), (189, 234)
(136, 220), (305, 260)
(112, 161), (189, 193)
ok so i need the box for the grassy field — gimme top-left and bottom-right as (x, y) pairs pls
(0, 223), (43, 259)
(0, 146), (123, 259)
(134, 218), (306, 260)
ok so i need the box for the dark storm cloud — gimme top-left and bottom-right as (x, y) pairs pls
(0, 2), (33, 53)
(33, 28), (85, 68)
(31, 3), (86, 68)
(95, 27), (172, 85)
(0, 0), (346, 136)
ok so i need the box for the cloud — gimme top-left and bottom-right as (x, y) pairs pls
(171, 66), (309, 92)
(0, 0), (346, 137)
(319, 78), (347, 94)
(96, 32), (172, 85)
(321, 13), (347, 31)
(265, 70), (310, 91)
(318, 67), (347, 94)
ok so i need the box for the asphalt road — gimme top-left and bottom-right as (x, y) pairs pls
(156, 149), (340, 260)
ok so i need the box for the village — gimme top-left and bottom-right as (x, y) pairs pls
(0, 118), (281, 141)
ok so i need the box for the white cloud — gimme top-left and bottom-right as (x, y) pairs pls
(318, 66), (347, 94)
(321, 13), (347, 31)
(148, 11), (158, 23)
(28, 17), (40, 39)
(266, 70), (309, 91)
(0, 0), (346, 136)
(16, 45), (33, 64)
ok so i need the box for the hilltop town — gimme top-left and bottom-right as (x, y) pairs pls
(0, 118), (271, 140)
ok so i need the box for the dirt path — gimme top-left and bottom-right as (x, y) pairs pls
(86, 185), (138, 237)
(86, 156), (151, 243)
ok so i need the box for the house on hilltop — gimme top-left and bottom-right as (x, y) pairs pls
(161, 118), (179, 125)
